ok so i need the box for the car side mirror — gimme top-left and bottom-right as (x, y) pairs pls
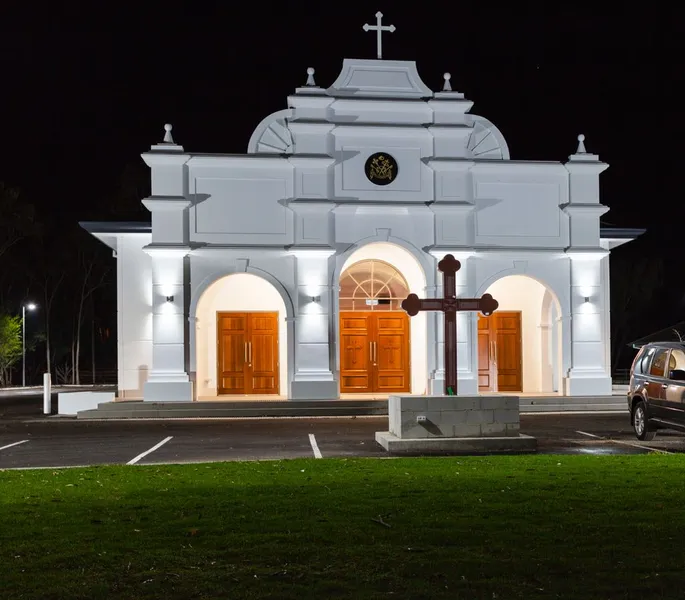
(669, 369), (685, 381)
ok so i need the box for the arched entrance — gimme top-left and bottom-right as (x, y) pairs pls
(194, 273), (288, 398)
(478, 275), (562, 394)
(339, 259), (411, 393)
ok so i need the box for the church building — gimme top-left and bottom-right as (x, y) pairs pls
(82, 17), (641, 402)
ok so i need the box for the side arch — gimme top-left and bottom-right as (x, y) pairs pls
(189, 267), (295, 398)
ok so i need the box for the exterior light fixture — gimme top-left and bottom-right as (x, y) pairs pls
(584, 297), (590, 303)
(166, 295), (174, 302)
(310, 295), (321, 303)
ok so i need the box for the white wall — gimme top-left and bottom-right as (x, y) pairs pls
(485, 275), (548, 393)
(117, 234), (153, 399)
(195, 273), (288, 397)
(339, 242), (427, 394)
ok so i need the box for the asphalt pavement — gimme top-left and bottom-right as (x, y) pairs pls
(2, 389), (684, 470)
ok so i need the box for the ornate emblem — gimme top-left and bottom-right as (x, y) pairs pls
(365, 152), (398, 186)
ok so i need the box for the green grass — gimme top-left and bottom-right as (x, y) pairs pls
(2, 455), (685, 599)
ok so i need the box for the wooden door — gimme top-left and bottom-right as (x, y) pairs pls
(217, 312), (279, 395)
(374, 313), (410, 393)
(477, 311), (522, 392)
(340, 313), (373, 392)
(477, 316), (495, 390)
(339, 311), (410, 393)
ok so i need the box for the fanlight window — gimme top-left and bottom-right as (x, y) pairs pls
(339, 260), (410, 311)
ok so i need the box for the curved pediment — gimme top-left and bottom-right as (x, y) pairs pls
(327, 59), (433, 99)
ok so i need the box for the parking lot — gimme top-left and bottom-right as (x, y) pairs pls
(2, 412), (685, 470)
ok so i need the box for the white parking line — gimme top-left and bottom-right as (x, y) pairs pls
(576, 430), (673, 454)
(0, 440), (29, 451)
(127, 436), (173, 465)
(308, 433), (323, 459)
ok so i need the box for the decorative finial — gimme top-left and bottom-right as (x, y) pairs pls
(163, 123), (174, 144)
(443, 72), (452, 92)
(306, 67), (316, 87)
(576, 133), (587, 154)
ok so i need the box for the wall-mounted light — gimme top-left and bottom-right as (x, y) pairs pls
(584, 297), (590, 303)
(310, 295), (321, 303)
(166, 295), (174, 302)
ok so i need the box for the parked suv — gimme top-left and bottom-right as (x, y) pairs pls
(628, 342), (685, 440)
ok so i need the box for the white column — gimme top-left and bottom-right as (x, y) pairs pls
(429, 252), (477, 395)
(565, 251), (612, 395)
(143, 246), (193, 402)
(289, 249), (337, 400)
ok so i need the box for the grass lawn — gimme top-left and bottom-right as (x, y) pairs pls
(2, 455), (685, 599)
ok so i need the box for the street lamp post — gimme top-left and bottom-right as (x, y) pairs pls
(22, 303), (37, 387)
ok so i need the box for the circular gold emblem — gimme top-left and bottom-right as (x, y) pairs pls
(365, 152), (398, 186)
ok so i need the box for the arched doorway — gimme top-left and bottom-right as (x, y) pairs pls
(478, 275), (562, 394)
(339, 259), (411, 393)
(194, 273), (288, 398)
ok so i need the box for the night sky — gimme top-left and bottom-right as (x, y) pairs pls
(2, 5), (682, 233)
(0, 5), (683, 367)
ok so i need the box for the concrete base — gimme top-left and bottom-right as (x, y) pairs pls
(375, 431), (537, 455)
(143, 380), (193, 402)
(290, 378), (338, 400)
(564, 372), (612, 396)
(58, 391), (116, 415)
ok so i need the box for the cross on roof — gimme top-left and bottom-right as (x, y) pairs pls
(363, 11), (395, 60)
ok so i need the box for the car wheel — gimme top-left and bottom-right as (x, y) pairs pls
(633, 401), (656, 441)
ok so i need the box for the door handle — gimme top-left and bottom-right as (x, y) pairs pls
(244, 342), (248, 364)
(369, 342), (373, 363)
(248, 342), (252, 366)
(374, 341), (377, 364)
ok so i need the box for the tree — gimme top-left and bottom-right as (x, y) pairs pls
(0, 313), (22, 387)
(108, 162), (150, 218)
(0, 182), (35, 261)
(610, 253), (665, 372)
(72, 249), (109, 384)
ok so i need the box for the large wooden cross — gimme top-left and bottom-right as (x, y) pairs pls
(401, 254), (499, 396)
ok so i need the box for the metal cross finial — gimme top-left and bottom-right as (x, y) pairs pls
(363, 11), (395, 59)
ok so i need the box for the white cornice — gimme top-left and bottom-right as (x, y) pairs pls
(142, 245), (191, 258)
(187, 154), (293, 168)
(286, 248), (336, 259)
(142, 197), (192, 212)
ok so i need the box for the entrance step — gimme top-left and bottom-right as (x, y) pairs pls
(76, 395), (628, 419)
(77, 400), (389, 420)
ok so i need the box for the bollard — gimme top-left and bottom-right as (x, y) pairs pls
(43, 372), (51, 415)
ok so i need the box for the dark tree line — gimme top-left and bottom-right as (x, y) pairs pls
(0, 162), (150, 386)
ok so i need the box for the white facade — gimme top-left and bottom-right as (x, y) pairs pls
(83, 56), (641, 402)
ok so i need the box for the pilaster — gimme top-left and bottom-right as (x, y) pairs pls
(564, 250), (612, 395)
(288, 248), (338, 399)
(142, 245), (193, 402)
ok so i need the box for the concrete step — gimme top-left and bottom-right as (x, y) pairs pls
(77, 398), (628, 419)
(519, 396), (626, 406)
(78, 405), (389, 420)
(521, 404), (627, 413)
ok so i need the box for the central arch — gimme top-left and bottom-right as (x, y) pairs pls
(336, 242), (428, 395)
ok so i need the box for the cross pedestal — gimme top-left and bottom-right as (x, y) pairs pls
(375, 254), (537, 455)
